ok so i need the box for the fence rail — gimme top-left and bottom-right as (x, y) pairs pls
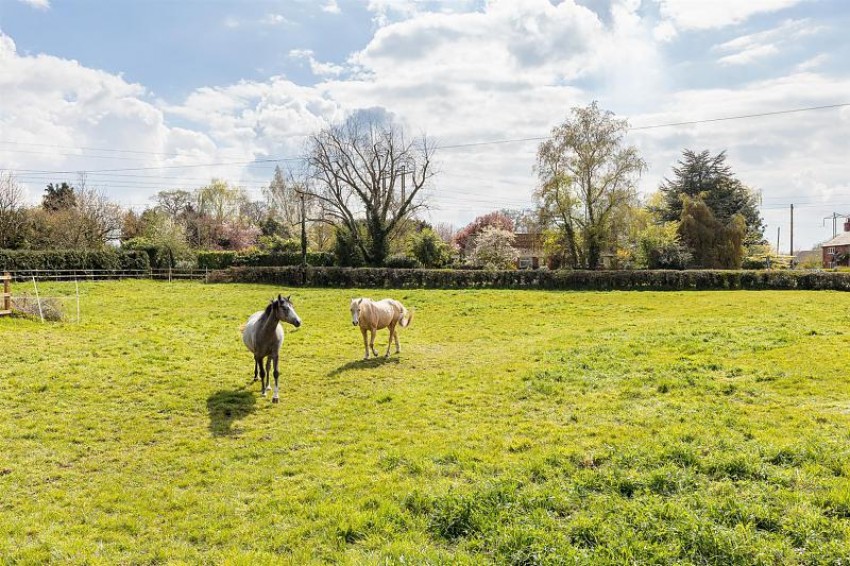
(5, 269), (210, 282)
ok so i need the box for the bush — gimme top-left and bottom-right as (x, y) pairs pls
(333, 226), (366, 267)
(122, 237), (192, 269)
(384, 254), (421, 269)
(208, 267), (850, 291)
(257, 235), (300, 253)
(0, 249), (150, 272)
(408, 228), (453, 268)
(197, 251), (237, 270)
(197, 250), (334, 270)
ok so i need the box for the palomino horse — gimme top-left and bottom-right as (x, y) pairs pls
(350, 298), (413, 359)
(242, 294), (301, 403)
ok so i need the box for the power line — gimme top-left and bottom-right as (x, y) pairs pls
(3, 102), (847, 167)
(9, 157), (297, 175)
(0, 132), (312, 158)
(438, 102), (850, 150)
(629, 102), (850, 131)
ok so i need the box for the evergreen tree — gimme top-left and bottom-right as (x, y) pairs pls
(678, 196), (747, 269)
(659, 150), (764, 246)
(43, 182), (76, 211)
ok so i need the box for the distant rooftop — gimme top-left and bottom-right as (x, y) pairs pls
(823, 232), (850, 247)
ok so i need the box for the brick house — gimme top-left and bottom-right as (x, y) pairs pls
(514, 232), (544, 269)
(822, 221), (850, 268)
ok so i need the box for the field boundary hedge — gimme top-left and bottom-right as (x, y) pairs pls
(0, 249), (151, 272)
(197, 250), (334, 270)
(208, 266), (850, 291)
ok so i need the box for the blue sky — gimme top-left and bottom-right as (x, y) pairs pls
(1, 0), (849, 250)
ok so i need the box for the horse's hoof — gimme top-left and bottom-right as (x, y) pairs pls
(272, 397), (279, 404)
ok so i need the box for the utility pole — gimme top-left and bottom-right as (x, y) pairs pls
(300, 191), (307, 268)
(776, 226), (780, 256)
(790, 203), (794, 259)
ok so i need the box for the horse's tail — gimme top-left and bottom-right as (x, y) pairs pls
(400, 307), (413, 328)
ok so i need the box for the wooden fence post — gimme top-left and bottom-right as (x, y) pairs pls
(0, 272), (10, 316)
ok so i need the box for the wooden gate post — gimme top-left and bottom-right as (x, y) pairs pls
(1, 272), (10, 316)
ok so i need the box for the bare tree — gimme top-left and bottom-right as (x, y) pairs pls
(263, 165), (302, 233)
(304, 113), (435, 266)
(153, 189), (193, 221)
(73, 186), (124, 246)
(434, 222), (455, 245)
(0, 172), (27, 249)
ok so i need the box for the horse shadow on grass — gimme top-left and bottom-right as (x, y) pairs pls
(206, 387), (256, 437)
(326, 356), (400, 378)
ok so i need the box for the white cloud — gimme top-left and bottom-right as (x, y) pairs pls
(713, 19), (823, 66)
(222, 13), (295, 30)
(655, 0), (802, 30)
(17, 0), (50, 10)
(260, 13), (294, 26)
(0, 32), (261, 205)
(796, 53), (829, 72)
(2, 0), (848, 248)
(288, 48), (346, 77)
(652, 20), (677, 42)
(321, 0), (341, 15)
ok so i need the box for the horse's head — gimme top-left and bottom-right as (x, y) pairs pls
(271, 294), (301, 328)
(350, 298), (363, 326)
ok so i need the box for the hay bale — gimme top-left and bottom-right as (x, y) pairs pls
(11, 295), (65, 321)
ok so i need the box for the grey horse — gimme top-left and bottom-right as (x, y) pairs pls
(242, 294), (302, 403)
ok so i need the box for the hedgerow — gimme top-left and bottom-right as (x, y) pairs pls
(208, 266), (850, 291)
(196, 250), (334, 270)
(0, 249), (151, 272)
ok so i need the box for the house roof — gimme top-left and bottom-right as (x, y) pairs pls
(514, 232), (543, 250)
(823, 232), (850, 247)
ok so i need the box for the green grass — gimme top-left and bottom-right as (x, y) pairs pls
(2, 280), (850, 564)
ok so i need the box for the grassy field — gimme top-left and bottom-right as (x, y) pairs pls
(2, 280), (850, 564)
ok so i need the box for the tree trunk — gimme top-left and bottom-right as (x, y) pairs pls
(366, 218), (390, 266)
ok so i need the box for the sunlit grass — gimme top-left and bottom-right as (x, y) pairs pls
(1, 280), (850, 563)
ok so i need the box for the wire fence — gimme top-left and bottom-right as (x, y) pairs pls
(5, 268), (211, 282)
(3, 269), (211, 323)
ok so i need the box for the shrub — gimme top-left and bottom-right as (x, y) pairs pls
(196, 250), (333, 270)
(408, 228), (453, 268)
(257, 235), (300, 253)
(384, 254), (421, 269)
(197, 251), (237, 270)
(208, 267), (850, 292)
(0, 249), (150, 272)
(333, 226), (366, 267)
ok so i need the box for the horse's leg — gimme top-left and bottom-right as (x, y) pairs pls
(370, 327), (378, 357)
(394, 323), (401, 354)
(258, 356), (267, 396)
(272, 355), (280, 404)
(253, 358), (259, 382)
(361, 327), (369, 359)
(385, 323), (395, 357)
(265, 357), (272, 395)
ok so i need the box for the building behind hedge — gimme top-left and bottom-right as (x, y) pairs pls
(822, 220), (850, 268)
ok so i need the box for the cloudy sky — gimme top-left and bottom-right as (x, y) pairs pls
(1, 0), (848, 250)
